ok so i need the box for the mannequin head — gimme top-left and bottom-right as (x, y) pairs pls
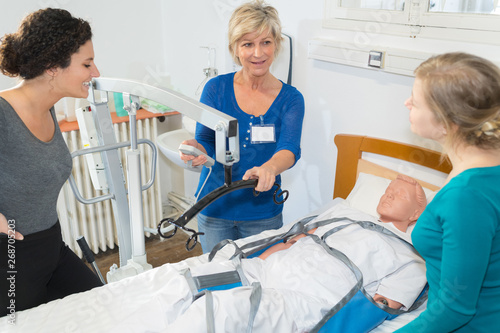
(376, 174), (427, 232)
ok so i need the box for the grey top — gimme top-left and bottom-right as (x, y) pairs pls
(0, 97), (72, 236)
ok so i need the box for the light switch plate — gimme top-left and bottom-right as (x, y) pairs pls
(368, 51), (384, 68)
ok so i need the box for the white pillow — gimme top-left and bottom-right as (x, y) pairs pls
(344, 173), (437, 218)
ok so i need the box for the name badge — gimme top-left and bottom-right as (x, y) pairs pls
(251, 124), (275, 143)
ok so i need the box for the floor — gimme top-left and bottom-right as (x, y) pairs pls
(86, 232), (203, 283)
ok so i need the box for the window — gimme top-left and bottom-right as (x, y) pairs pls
(324, 0), (500, 44)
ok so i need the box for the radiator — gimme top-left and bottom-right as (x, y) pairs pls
(57, 117), (164, 257)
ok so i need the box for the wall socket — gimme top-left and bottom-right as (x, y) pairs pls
(368, 51), (384, 68)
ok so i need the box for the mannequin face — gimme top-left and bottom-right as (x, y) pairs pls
(377, 179), (421, 231)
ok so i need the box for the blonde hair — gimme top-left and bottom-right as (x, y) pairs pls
(395, 174), (427, 220)
(414, 52), (500, 151)
(228, 0), (283, 66)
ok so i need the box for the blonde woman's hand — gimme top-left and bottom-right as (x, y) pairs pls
(243, 165), (276, 192)
(178, 139), (208, 167)
(0, 212), (24, 240)
(243, 150), (295, 192)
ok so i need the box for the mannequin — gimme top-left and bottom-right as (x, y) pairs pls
(259, 174), (427, 309)
(376, 174), (427, 232)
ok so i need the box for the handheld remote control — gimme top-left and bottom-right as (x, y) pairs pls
(178, 144), (215, 168)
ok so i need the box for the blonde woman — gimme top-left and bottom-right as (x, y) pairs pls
(398, 52), (500, 332)
(181, 0), (305, 253)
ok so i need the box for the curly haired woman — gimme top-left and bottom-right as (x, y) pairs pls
(0, 8), (102, 316)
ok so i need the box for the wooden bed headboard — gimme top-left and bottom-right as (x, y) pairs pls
(333, 134), (453, 199)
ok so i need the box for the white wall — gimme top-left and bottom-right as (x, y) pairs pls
(0, 0), (167, 89)
(2, 0), (499, 224)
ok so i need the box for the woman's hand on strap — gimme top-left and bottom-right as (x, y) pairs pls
(0, 212), (24, 240)
(179, 139), (208, 167)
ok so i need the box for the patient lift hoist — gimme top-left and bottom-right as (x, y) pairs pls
(68, 77), (287, 283)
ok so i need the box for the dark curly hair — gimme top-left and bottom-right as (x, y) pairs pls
(0, 8), (92, 80)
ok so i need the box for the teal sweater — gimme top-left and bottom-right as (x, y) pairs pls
(397, 166), (500, 332)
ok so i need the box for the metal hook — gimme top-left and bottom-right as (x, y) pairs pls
(273, 183), (289, 205)
(157, 218), (177, 238)
(186, 231), (204, 251)
(252, 182), (289, 204)
(157, 217), (204, 251)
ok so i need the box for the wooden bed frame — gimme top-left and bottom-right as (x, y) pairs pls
(333, 134), (453, 199)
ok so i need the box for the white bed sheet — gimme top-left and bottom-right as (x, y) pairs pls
(0, 198), (426, 332)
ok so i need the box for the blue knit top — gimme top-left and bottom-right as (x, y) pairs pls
(195, 72), (304, 220)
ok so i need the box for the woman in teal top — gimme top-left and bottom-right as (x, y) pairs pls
(398, 53), (500, 332)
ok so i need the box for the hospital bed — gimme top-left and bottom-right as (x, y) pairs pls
(0, 134), (452, 332)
